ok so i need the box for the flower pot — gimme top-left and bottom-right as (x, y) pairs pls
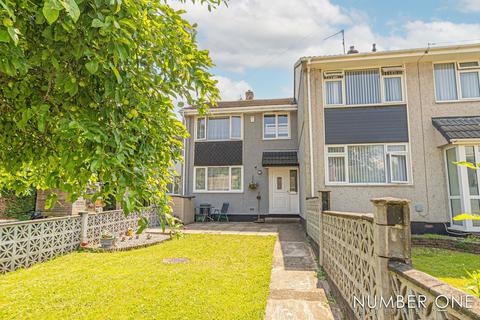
(248, 183), (258, 190)
(100, 238), (115, 249)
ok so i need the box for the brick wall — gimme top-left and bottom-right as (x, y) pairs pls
(0, 197), (7, 218)
(35, 189), (73, 217)
(412, 236), (480, 254)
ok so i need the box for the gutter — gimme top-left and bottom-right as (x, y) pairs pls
(306, 59), (315, 197)
(451, 138), (480, 145)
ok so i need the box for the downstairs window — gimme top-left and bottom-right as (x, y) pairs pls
(326, 144), (409, 184)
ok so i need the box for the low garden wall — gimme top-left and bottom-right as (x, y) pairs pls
(306, 195), (480, 320)
(412, 236), (480, 254)
(0, 209), (160, 273)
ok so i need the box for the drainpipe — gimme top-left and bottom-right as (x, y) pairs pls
(306, 59), (315, 198)
(181, 111), (187, 196)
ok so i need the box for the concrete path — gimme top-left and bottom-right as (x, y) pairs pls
(264, 222), (340, 320)
(150, 221), (342, 320)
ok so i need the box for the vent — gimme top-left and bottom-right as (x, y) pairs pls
(457, 61), (480, 70)
(381, 66), (404, 76)
(323, 70), (344, 80)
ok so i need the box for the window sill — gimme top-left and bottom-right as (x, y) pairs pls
(195, 139), (243, 142)
(325, 183), (413, 187)
(435, 98), (480, 104)
(262, 137), (291, 141)
(324, 102), (405, 108)
(193, 191), (244, 194)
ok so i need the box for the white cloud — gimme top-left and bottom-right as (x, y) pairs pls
(459, 0), (480, 12)
(174, 0), (480, 74)
(379, 21), (480, 49)
(214, 76), (252, 100)
(173, 0), (352, 71)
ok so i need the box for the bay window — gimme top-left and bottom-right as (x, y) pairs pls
(194, 166), (243, 192)
(324, 66), (404, 106)
(195, 115), (242, 141)
(263, 113), (290, 139)
(326, 143), (410, 184)
(434, 61), (480, 101)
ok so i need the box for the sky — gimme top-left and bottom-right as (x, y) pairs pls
(172, 0), (480, 100)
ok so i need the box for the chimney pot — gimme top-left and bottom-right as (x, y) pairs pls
(372, 43), (377, 52)
(347, 45), (359, 54)
(245, 90), (254, 100)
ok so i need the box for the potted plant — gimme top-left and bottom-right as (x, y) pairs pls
(248, 182), (258, 190)
(100, 230), (115, 249)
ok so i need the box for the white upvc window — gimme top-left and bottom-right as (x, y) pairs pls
(445, 145), (480, 232)
(194, 166), (243, 193)
(323, 66), (405, 107)
(263, 113), (290, 139)
(326, 143), (410, 185)
(434, 61), (480, 102)
(167, 175), (182, 195)
(195, 115), (243, 141)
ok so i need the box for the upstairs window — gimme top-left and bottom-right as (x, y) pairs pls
(263, 113), (290, 139)
(324, 66), (404, 106)
(434, 61), (480, 101)
(196, 115), (242, 141)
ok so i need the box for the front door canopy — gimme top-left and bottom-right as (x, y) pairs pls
(262, 151), (299, 167)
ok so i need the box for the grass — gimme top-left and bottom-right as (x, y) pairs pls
(0, 234), (276, 320)
(412, 247), (480, 293)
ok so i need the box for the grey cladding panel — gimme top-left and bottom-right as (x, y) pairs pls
(325, 105), (409, 144)
(194, 141), (242, 166)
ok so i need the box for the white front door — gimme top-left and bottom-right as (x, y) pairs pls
(269, 167), (300, 214)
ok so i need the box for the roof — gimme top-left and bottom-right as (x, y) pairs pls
(262, 151), (299, 167)
(181, 98), (295, 112)
(432, 116), (480, 142)
(295, 42), (480, 67)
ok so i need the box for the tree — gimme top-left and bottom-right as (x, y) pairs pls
(0, 0), (222, 228)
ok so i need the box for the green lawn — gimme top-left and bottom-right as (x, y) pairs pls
(412, 247), (480, 294)
(0, 234), (276, 320)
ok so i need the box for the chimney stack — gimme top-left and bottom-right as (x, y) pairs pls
(347, 45), (359, 54)
(372, 43), (377, 52)
(245, 90), (254, 100)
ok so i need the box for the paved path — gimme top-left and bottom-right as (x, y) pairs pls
(150, 221), (342, 320)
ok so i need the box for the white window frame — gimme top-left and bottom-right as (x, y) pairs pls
(323, 66), (406, 107)
(166, 174), (182, 195)
(325, 143), (411, 186)
(433, 61), (480, 103)
(262, 112), (291, 140)
(193, 166), (244, 193)
(444, 145), (480, 232)
(194, 115), (243, 141)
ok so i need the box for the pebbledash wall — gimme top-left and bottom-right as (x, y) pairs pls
(296, 59), (480, 234)
(0, 209), (160, 273)
(305, 195), (480, 320)
(183, 110), (299, 218)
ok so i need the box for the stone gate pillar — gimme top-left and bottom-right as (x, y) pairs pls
(371, 197), (411, 320)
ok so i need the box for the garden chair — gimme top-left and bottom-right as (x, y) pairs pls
(213, 203), (229, 222)
(195, 204), (212, 222)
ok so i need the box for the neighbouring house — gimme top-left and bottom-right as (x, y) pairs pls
(294, 43), (480, 234)
(180, 43), (480, 233)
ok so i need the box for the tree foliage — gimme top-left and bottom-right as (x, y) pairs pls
(0, 0), (221, 225)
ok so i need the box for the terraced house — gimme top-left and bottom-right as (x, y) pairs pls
(181, 43), (480, 233)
